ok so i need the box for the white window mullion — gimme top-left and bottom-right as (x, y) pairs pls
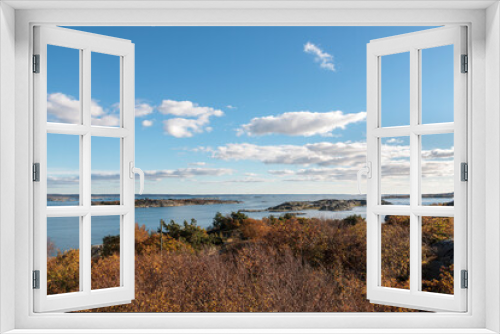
(81, 47), (92, 295)
(78, 47), (84, 293)
(409, 47), (420, 294)
(122, 46), (135, 293)
(366, 43), (380, 299)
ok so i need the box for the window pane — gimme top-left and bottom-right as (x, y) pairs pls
(381, 215), (410, 289)
(91, 52), (121, 127)
(47, 217), (80, 295)
(421, 45), (454, 124)
(91, 137), (121, 203)
(47, 133), (80, 206)
(381, 52), (410, 127)
(381, 137), (410, 205)
(421, 216), (454, 295)
(91, 215), (121, 290)
(47, 45), (80, 124)
(421, 133), (454, 206)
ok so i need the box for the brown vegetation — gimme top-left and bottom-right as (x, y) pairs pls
(46, 213), (454, 312)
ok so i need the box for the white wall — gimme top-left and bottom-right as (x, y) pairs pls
(486, 2), (500, 333)
(0, 2), (16, 333)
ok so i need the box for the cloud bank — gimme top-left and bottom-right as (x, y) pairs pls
(48, 167), (234, 187)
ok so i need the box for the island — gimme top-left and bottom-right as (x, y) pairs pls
(91, 198), (242, 207)
(239, 198), (394, 213)
(268, 199), (366, 212)
(240, 199), (366, 213)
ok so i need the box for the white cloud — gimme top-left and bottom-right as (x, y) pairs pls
(163, 116), (209, 138)
(158, 100), (223, 118)
(136, 103), (154, 117)
(386, 138), (403, 144)
(158, 100), (224, 138)
(304, 42), (335, 72)
(239, 111), (366, 137)
(226, 105), (237, 110)
(142, 119), (154, 127)
(188, 162), (207, 166)
(47, 92), (119, 126)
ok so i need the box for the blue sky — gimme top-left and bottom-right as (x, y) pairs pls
(46, 26), (454, 195)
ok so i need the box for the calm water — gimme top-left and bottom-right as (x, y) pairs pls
(47, 194), (452, 252)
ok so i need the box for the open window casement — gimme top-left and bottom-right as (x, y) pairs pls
(365, 26), (467, 312)
(33, 26), (140, 312)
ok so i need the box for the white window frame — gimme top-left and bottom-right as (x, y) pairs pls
(1, 1), (498, 333)
(366, 26), (467, 312)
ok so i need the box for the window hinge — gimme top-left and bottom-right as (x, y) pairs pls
(33, 270), (40, 289)
(461, 270), (468, 289)
(461, 162), (468, 182)
(33, 163), (40, 182)
(33, 54), (40, 73)
(461, 54), (468, 73)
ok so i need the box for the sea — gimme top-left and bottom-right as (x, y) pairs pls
(47, 193), (452, 253)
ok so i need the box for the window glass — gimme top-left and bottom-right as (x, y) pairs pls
(381, 215), (410, 289)
(91, 137), (121, 204)
(91, 52), (121, 127)
(381, 52), (410, 127)
(421, 133), (454, 205)
(421, 45), (454, 124)
(47, 217), (80, 295)
(422, 216), (454, 295)
(92, 215), (121, 290)
(381, 137), (410, 205)
(47, 133), (80, 205)
(47, 45), (80, 124)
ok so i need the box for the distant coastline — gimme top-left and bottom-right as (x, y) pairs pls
(382, 192), (454, 199)
(92, 198), (242, 207)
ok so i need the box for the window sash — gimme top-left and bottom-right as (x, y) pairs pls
(366, 26), (468, 312)
(33, 25), (136, 313)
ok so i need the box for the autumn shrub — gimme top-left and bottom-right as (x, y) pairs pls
(43, 214), (454, 312)
(239, 218), (271, 240)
